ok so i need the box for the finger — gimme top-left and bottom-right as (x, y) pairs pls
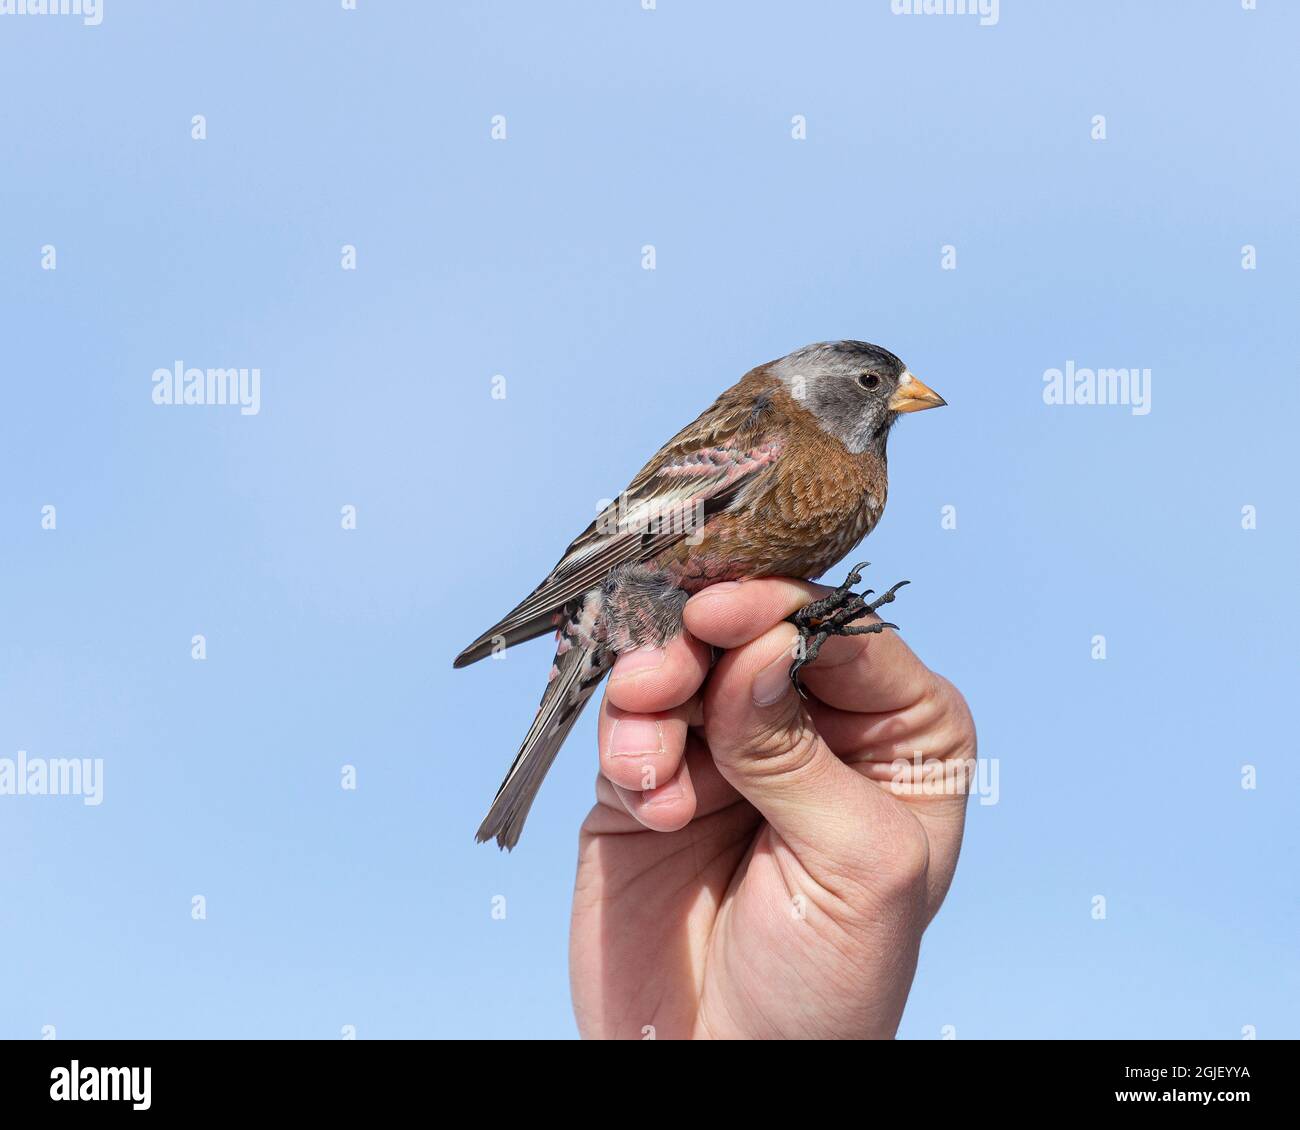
(608, 750), (697, 833)
(701, 620), (902, 861)
(605, 629), (711, 714)
(685, 576), (935, 714)
(588, 734), (744, 836)
(597, 694), (693, 794)
(678, 733), (746, 821)
(808, 678), (968, 777)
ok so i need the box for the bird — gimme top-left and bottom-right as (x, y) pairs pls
(454, 340), (946, 848)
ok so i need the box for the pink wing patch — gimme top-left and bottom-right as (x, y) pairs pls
(656, 441), (783, 487)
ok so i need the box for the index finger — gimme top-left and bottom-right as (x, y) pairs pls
(682, 576), (936, 715)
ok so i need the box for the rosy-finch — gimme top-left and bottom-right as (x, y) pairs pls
(455, 340), (945, 848)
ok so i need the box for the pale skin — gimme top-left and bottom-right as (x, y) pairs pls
(570, 576), (976, 1040)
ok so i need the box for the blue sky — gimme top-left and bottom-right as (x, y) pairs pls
(1, 1), (1295, 1039)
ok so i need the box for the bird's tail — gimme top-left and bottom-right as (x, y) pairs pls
(476, 617), (611, 850)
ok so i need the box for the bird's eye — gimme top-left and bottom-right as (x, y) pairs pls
(857, 373), (880, 391)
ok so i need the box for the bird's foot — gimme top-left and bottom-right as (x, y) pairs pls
(785, 562), (908, 698)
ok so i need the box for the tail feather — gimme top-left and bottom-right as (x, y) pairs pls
(454, 613), (556, 669)
(475, 640), (610, 849)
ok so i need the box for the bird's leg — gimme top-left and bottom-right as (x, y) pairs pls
(785, 562), (909, 696)
(788, 629), (830, 698)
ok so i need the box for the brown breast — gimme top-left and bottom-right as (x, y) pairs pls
(658, 377), (888, 589)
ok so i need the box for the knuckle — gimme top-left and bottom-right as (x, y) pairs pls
(928, 673), (978, 753)
(905, 669), (976, 752)
(880, 825), (930, 889)
(810, 814), (930, 924)
(846, 829), (929, 908)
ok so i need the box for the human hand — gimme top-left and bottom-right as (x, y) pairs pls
(569, 577), (976, 1039)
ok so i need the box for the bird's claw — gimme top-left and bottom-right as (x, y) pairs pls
(784, 563), (909, 697)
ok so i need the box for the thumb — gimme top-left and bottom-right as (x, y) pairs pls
(702, 623), (899, 865)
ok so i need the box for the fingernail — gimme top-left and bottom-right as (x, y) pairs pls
(752, 647), (796, 707)
(611, 646), (665, 679)
(609, 718), (663, 759)
(685, 581), (742, 606)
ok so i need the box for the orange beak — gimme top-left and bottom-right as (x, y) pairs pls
(888, 370), (947, 413)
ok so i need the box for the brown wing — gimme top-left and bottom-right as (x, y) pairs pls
(453, 371), (782, 667)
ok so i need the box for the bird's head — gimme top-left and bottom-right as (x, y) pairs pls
(771, 340), (946, 454)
